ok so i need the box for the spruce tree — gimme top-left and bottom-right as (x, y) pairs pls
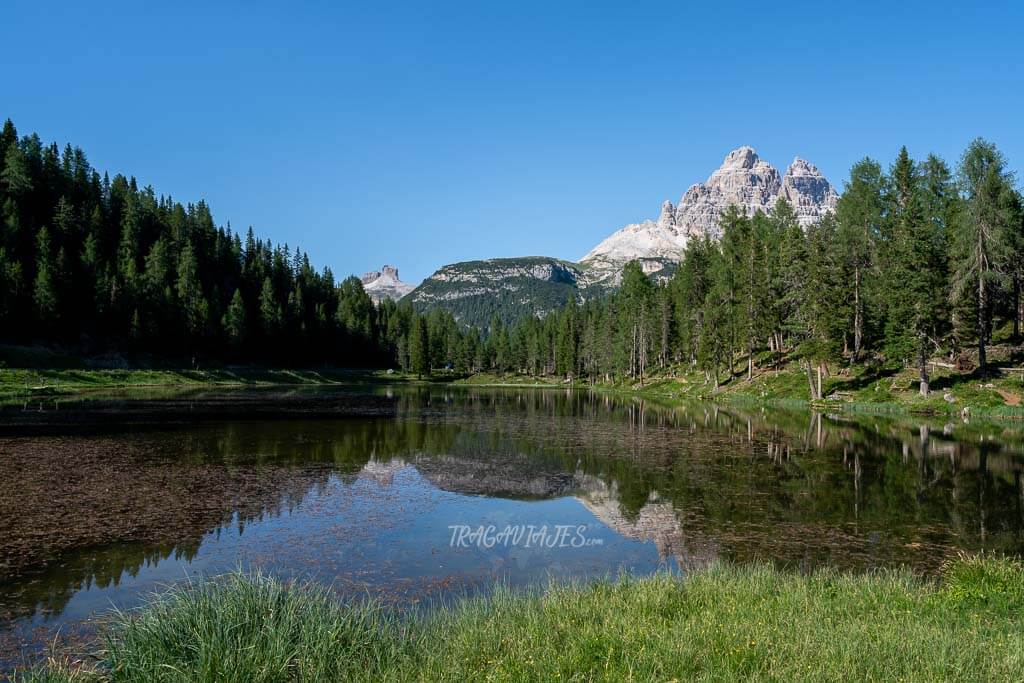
(883, 148), (947, 395)
(259, 276), (282, 338)
(555, 294), (578, 379)
(835, 158), (885, 361)
(33, 226), (58, 326)
(788, 216), (842, 400)
(952, 139), (1018, 370)
(223, 288), (247, 348)
(617, 261), (655, 384)
(409, 315), (429, 377)
(176, 241), (208, 341)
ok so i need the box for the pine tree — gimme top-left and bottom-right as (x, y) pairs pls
(883, 148), (947, 395)
(223, 288), (247, 347)
(835, 158), (885, 361)
(259, 276), (282, 338)
(409, 314), (429, 377)
(669, 236), (713, 367)
(176, 241), (208, 340)
(721, 206), (769, 380)
(952, 139), (1019, 370)
(788, 215), (842, 400)
(555, 294), (578, 379)
(33, 226), (58, 326)
(1, 142), (32, 196)
(617, 261), (655, 384)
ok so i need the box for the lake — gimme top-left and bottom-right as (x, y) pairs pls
(2, 384), (1023, 671)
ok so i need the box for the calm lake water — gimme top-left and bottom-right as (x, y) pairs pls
(2, 384), (1024, 670)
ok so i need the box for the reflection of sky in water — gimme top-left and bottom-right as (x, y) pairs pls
(4, 385), (1024, 671)
(13, 465), (676, 654)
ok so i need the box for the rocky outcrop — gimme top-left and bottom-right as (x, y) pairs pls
(779, 157), (840, 228)
(360, 265), (414, 303)
(581, 146), (838, 269)
(404, 257), (584, 328)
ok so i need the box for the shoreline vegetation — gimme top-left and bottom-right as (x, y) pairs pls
(3, 122), (1024, 421)
(22, 556), (1024, 682)
(7, 344), (1024, 419)
(0, 364), (397, 403)
(458, 343), (1024, 419)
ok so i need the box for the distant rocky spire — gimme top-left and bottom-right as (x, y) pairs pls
(359, 264), (415, 303)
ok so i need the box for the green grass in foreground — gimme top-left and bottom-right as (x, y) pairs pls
(24, 557), (1024, 682)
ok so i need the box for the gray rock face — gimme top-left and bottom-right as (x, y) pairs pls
(582, 146), (838, 269)
(360, 265), (414, 303)
(779, 157), (840, 228)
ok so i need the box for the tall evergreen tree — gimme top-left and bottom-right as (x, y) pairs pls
(835, 158), (885, 361)
(952, 139), (1018, 370)
(409, 314), (429, 377)
(33, 225), (58, 326)
(223, 288), (247, 348)
(883, 148), (947, 395)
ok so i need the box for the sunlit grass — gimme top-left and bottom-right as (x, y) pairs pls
(21, 557), (1024, 682)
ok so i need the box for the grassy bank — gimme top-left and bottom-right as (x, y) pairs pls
(461, 345), (1024, 419)
(24, 557), (1024, 682)
(0, 365), (429, 404)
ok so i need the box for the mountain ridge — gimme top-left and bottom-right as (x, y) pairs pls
(405, 146), (838, 327)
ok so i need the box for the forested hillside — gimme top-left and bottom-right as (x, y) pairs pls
(0, 119), (434, 366)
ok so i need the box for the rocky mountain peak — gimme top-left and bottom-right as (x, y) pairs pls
(780, 157), (839, 226)
(656, 200), (676, 230)
(581, 146), (839, 266)
(719, 145), (759, 170)
(785, 157), (823, 178)
(360, 264), (414, 303)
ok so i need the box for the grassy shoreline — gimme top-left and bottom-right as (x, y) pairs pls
(0, 366), (426, 404)
(6, 350), (1024, 420)
(24, 557), (1024, 682)
(458, 353), (1024, 420)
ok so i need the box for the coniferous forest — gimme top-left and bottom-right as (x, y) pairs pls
(0, 118), (415, 366)
(1, 118), (1021, 396)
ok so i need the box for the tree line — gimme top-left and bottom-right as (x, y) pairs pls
(0, 118), (426, 366)
(411, 140), (1022, 399)
(2, 120), (1021, 396)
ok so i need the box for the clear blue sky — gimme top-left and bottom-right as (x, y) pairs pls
(4, 1), (1022, 284)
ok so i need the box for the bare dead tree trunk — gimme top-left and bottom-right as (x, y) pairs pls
(805, 360), (821, 400)
(918, 346), (930, 396)
(747, 336), (753, 381)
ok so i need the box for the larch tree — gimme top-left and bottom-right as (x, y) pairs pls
(952, 139), (1018, 371)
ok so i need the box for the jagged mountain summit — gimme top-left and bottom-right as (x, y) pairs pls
(408, 146), (838, 327)
(360, 265), (414, 303)
(581, 146), (839, 273)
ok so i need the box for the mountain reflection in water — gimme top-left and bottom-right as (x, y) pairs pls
(1, 385), (1023, 670)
